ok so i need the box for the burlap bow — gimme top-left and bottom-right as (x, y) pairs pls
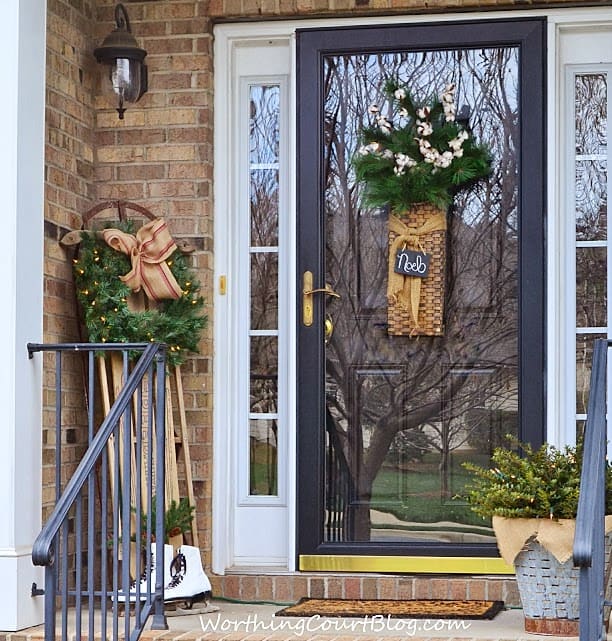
(102, 218), (182, 302)
(387, 212), (447, 327)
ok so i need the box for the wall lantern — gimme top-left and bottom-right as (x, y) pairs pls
(94, 3), (147, 120)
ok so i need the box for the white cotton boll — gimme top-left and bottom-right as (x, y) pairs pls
(368, 104), (380, 114)
(417, 121), (433, 136)
(382, 149), (394, 159)
(453, 148), (464, 158)
(377, 116), (393, 134)
(394, 88), (406, 100)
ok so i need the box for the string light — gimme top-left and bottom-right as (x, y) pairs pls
(73, 229), (205, 366)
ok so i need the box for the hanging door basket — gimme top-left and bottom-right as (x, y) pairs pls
(387, 203), (447, 336)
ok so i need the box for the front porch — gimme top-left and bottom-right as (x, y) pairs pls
(0, 600), (576, 641)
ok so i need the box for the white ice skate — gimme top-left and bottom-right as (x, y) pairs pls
(163, 544), (212, 609)
(116, 543), (174, 603)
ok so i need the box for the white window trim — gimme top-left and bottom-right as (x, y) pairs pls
(213, 32), (297, 573)
(213, 7), (612, 574)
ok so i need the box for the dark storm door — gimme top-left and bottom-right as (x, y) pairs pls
(296, 18), (546, 558)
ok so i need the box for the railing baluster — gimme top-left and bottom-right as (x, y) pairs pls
(87, 353), (95, 641)
(61, 520), (68, 641)
(75, 495), (82, 640)
(100, 446), (108, 641)
(151, 350), (168, 631)
(55, 352), (62, 502)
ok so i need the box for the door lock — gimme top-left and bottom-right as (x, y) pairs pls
(302, 271), (340, 327)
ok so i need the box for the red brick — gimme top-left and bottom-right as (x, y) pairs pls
(431, 579), (450, 599)
(257, 576), (274, 601)
(274, 576), (292, 602)
(449, 579), (467, 600)
(397, 577), (414, 599)
(414, 578), (431, 599)
(344, 577), (361, 599)
(377, 576), (398, 599)
(467, 579), (487, 600)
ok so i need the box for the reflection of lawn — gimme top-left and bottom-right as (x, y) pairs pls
(371, 451), (490, 528)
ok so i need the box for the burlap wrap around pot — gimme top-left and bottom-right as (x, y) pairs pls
(387, 204), (447, 336)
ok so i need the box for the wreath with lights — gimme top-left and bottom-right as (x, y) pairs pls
(73, 219), (206, 367)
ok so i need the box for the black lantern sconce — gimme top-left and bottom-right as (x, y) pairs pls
(94, 3), (148, 119)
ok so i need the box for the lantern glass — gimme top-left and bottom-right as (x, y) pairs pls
(110, 58), (142, 103)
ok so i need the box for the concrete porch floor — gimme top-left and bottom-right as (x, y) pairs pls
(0, 600), (586, 641)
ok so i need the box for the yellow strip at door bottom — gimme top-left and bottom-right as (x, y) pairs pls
(299, 555), (514, 574)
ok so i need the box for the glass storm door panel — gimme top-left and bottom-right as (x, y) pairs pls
(297, 20), (545, 558)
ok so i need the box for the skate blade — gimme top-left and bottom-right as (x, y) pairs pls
(166, 603), (220, 617)
(164, 590), (212, 609)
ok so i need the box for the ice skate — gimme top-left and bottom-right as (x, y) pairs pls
(163, 544), (212, 609)
(116, 543), (174, 603)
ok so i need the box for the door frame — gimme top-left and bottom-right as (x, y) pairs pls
(213, 9), (612, 575)
(295, 17), (546, 561)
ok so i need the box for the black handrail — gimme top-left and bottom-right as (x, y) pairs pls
(28, 342), (169, 641)
(32, 342), (162, 566)
(573, 338), (608, 641)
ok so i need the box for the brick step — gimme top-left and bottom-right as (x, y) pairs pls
(210, 573), (521, 607)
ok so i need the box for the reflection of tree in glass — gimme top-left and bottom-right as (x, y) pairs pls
(574, 75), (607, 242)
(323, 48), (520, 540)
(249, 85), (282, 496)
(250, 86), (280, 248)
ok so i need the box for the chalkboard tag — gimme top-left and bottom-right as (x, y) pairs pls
(394, 249), (431, 278)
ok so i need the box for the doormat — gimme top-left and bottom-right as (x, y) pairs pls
(275, 598), (504, 620)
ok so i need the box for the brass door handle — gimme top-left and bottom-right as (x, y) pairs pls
(303, 271), (340, 326)
(304, 286), (341, 298)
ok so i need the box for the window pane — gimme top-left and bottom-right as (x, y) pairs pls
(250, 336), (277, 413)
(251, 253), (278, 330)
(250, 85), (280, 164)
(322, 47), (518, 543)
(575, 74), (607, 156)
(576, 247), (607, 327)
(576, 333), (606, 414)
(575, 73), (607, 241)
(250, 169), (279, 246)
(250, 419), (278, 495)
(575, 160), (607, 241)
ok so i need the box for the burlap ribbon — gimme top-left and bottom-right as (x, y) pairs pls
(102, 218), (182, 302)
(387, 212), (447, 327)
(492, 515), (612, 565)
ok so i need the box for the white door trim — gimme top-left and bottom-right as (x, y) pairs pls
(213, 7), (612, 573)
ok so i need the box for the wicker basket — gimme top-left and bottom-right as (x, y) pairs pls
(387, 203), (446, 336)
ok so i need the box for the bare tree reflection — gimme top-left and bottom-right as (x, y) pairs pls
(249, 85), (281, 495)
(322, 48), (520, 540)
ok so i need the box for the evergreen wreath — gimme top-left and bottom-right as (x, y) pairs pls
(353, 80), (492, 210)
(73, 221), (206, 367)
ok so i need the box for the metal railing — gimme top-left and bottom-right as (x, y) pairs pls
(325, 407), (355, 541)
(574, 338), (609, 641)
(28, 342), (169, 641)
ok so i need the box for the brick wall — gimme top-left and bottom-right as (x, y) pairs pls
(43, 0), (98, 520)
(42, 0), (585, 595)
